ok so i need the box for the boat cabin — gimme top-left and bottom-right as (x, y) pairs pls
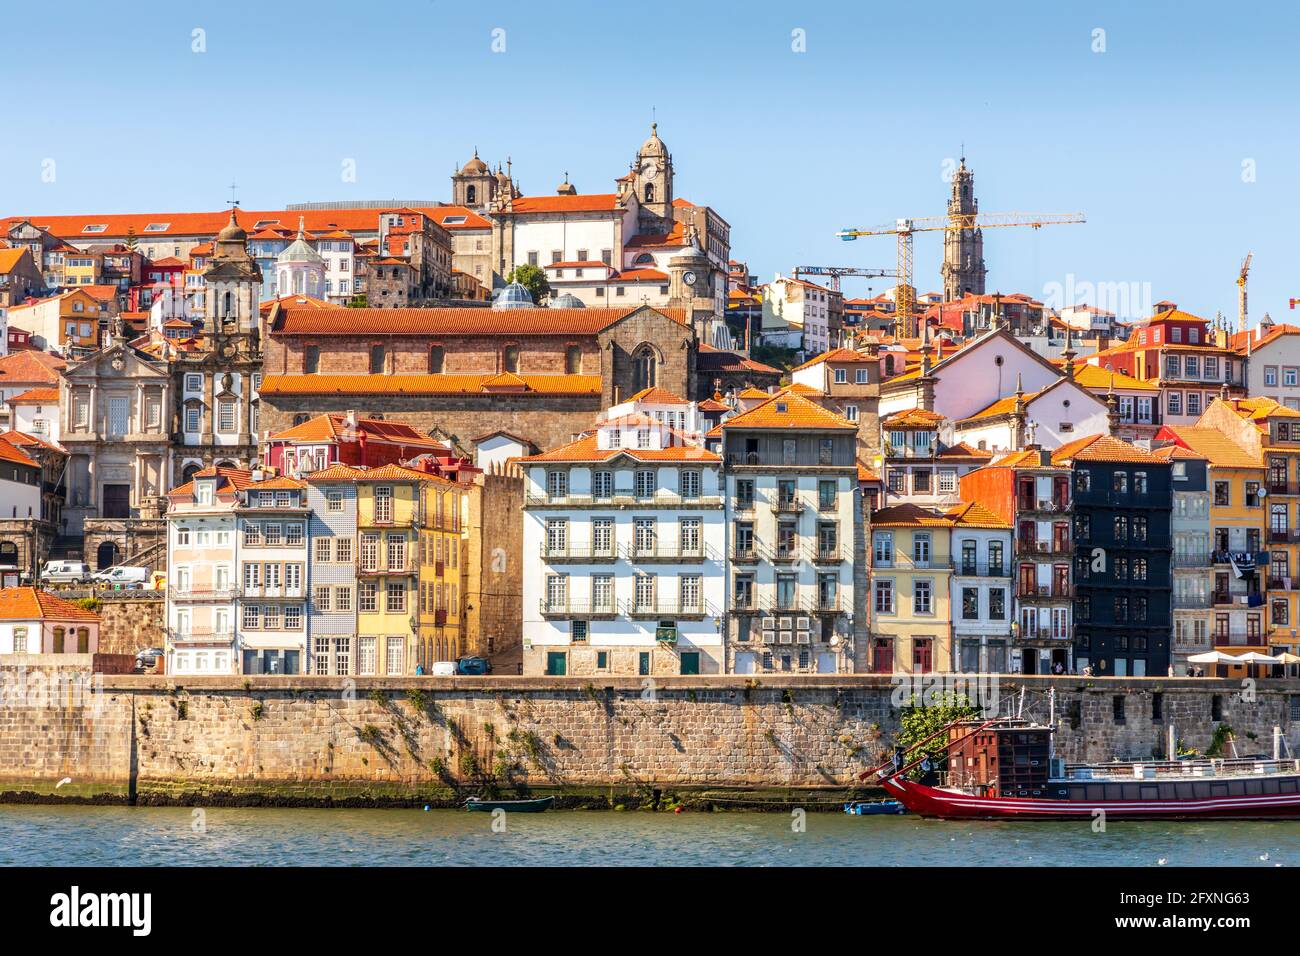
(947, 720), (1052, 797)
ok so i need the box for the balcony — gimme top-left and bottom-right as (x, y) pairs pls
(771, 496), (802, 514)
(1173, 553), (1212, 569)
(1212, 550), (1269, 568)
(538, 600), (618, 619)
(772, 546), (803, 564)
(1213, 631), (1267, 648)
(1212, 590), (1262, 607)
(1017, 539), (1072, 557)
(243, 586), (305, 600)
(621, 543), (714, 563)
(1269, 577), (1298, 591)
(356, 563), (412, 576)
(168, 586), (240, 602)
(1269, 482), (1300, 496)
(167, 629), (234, 644)
(811, 546), (849, 565)
(1018, 497), (1070, 514)
(1018, 583), (1072, 600)
(953, 562), (1011, 577)
(730, 545), (764, 564)
(622, 599), (717, 619)
(1268, 529), (1296, 544)
(540, 544), (617, 563)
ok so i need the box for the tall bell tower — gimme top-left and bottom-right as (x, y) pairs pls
(632, 123), (674, 231)
(941, 157), (986, 301)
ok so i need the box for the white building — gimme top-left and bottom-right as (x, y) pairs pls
(236, 476), (310, 674)
(0, 586), (101, 655)
(951, 376), (1110, 456)
(1234, 322), (1300, 410)
(763, 275), (842, 356)
(718, 390), (862, 674)
(275, 220), (327, 300)
(520, 409), (725, 676)
(947, 505), (1015, 673)
(6, 387), (61, 445)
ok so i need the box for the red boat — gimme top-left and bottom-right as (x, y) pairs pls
(866, 716), (1300, 820)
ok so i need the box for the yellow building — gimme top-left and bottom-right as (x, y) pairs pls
(416, 474), (471, 666)
(61, 250), (102, 287)
(1194, 397), (1300, 659)
(354, 465), (425, 675)
(869, 503), (954, 674)
(1161, 423), (1267, 657)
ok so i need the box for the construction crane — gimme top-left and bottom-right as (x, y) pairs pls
(1238, 252), (1253, 334)
(836, 210), (1085, 339)
(791, 265), (898, 293)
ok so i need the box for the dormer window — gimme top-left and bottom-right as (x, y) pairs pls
(608, 429), (621, 448)
(637, 428), (652, 449)
(195, 482), (213, 505)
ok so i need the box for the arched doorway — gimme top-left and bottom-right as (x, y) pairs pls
(96, 541), (120, 571)
(0, 541), (17, 569)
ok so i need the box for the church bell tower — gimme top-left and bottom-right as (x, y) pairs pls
(940, 157), (986, 301)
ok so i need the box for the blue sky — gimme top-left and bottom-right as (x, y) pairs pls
(5, 0), (1299, 322)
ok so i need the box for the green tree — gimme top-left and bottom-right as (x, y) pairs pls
(124, 226), (138, 252)
(505, 264), (551, 304)
(895, 692), (980, 778)
(346, 293), (368, 308)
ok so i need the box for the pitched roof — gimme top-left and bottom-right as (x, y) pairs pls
(167, 465), (254, 500)
(694, 345), (782, 376)
(1058, 362), (1159, 392)
(269, 303), (686, 336)
(1051, 433), (1167, 465)
(305, 463), (367, 482)
(520, 432), (719, 463)
(944, 501), (1012, 529)
(0, 350), (64, 385)
(259, 373), (601, 397)
(1159, 426), (1260, 469)
(6, 387), (58, 404)
(720, 390), (855, 431)
(0, 248), (32, 274)
(0, 587), (101, 622)
(268, 413), (441, 446)
(869, 503), (954, 527)
(2, 207), (449, 241)
(883, 408), (945, 427)
(626, 386), (689, 405)
(508, 194), (620, 214)
(0, 439), (37, 467)
(791, 347), (874, 372)
(0, 429), (64, 453)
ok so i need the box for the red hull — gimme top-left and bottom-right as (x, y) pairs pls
(884, 776), (1300, 821)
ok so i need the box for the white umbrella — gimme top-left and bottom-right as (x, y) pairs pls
(1187, 651), (1237, 663)
(1235, 651), (1281, 664)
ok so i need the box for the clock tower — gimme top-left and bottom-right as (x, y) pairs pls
(667, 226), (724, 347)
(632, 123), (674, 230)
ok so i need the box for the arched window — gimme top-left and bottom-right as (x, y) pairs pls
(293, 414), (310, 427)
(428, 345), (445, 374)
(77, 628), (90, 654)
(96, 541), (119, 571)
(466, 185), (476, 205)
(223, 291), (233, 317)
(884, 355), (895, 375)
(633, 345), (657, 392)
(181, 462), (202, 484)
(565, 346), (582, 375)
(52, 627), (65, 654)
(503, 345), (520, 373)
(634, 253), (655, 265)
(644, 183), (655, 204)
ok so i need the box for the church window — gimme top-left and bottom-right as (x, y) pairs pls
(635, 253), (654, 265)
(369, 344), (385, 374)
(466, 185), (476, 205)
(644, 184), (655, 203)
(304, 346), (320, 374)
(503, 346), (520, 373)
(565, 346), (582, 375)
(223, 291), (233, 317)
(428, 346), (445, 374)
(633, 346), (657, 392)
(601, 249), (612, 265)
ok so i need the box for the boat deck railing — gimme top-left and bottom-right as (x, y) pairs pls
(1061, 757), (1300, 781)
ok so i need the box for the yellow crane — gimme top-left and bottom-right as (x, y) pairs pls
(1238, 252), (1253, 334)
(836, 210), (1086, 339)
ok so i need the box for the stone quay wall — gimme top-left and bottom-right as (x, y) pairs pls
(2, 670), (1296, 807)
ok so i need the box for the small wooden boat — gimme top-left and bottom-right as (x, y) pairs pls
(464, 796), (554, 813)
(844, 799), (908, 815)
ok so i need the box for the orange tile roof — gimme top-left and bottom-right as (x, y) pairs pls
(3, 207), (448, 241)
(259, 373), (601, 397)
(857, 459), (881, 482)
(1159, 426), (1260, 469)
(269, 303), (686, 336)
(168, 465), (253, 500)
(698, 398), (730, 412)
(0, 248), (31, 274)
(737, 387), (771, 399)
(0, 350), (65, 384)
(938, 442), (996, 460)
(627, 386), (689, 405)
(1056, 362), (1158, 392)
(958, 393), (1038, 422)
(869, 503), (954, 527)
(0, 439), (37, 467)
(268, 413), (441, 446)
(6, 387), (58, 404)
(350, 462), (450, 483)
(720, 390), (855, 431)
(430, 206), (492, 230)
(614, 268), (669, 282)
(0, 587), (101, 622)
(0, 429), (64, 453)
(1151, 444), (1205, 461)
(944, 501), (1012, 529)
(1051, 433), (1166, 465)
(883, 408), (945, 427)
(250, 476), (306, 490)
(520, 431), (719, 464)
(791, 347), (874, 372)
(305, 463), (367, 482)
(508, 194), (620, 214)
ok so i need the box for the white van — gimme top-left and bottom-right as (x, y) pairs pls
(41, 561), (92, 584)
(92, 566), (149, 588)
(429, 661), (458, 676)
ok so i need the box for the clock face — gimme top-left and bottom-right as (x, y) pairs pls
(683, 271), (697, 286)
(640, 160), (657, 178)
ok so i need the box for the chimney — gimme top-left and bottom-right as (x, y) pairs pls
(345, 409), (358, 429)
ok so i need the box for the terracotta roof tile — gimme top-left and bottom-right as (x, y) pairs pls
(520, 432), (719, 464)
(720, 390), (855, 431)
(626, 386), (689, 405)
(883, 408), (945, 427)
(6, 387), (58, 404)
(1159, 426), (1260, 469)
(0, 587), (101, 622)
(791, 347), (874, 372)
(270, 303), (686, 336)
(0, 350), (65, 384)
(1051, 433), (1167, 465)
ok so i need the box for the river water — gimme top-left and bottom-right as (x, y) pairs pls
(1, 806), (1297, 866)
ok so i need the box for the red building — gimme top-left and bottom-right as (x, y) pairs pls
(263, 411), (471, 477)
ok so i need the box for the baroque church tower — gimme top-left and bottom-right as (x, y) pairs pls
(940, 158), (986, 301)
(632, 123), (674, 231)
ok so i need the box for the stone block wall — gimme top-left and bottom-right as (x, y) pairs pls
(1, 672), (1296, 805)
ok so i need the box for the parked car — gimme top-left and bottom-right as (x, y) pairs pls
(456, 656), (492, 675)
(93, 566), (149, 588)
(134, 647), (165, 673)
(41, 561), (92, 585)
(429, 661), (458, 676)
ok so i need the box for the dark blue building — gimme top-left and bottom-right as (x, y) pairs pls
(1053, 435), (1173, 676)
